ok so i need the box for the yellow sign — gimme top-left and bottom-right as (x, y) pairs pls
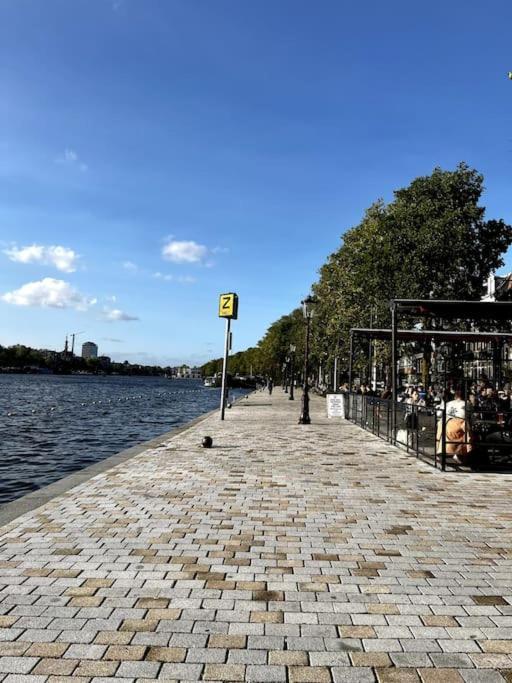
(219, 292), (238, 319)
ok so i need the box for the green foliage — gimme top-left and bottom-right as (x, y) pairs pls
(312, 163), (512, 370)
(203, 163), (512, 382)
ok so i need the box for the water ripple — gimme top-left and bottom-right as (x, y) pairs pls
(0, 375), (241, 505)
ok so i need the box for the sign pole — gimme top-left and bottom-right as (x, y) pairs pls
(220, 316), (231, 420)
(218, 292), (238, 421)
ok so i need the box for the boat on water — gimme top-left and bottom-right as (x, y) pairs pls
(204, 373), (258, 389)
(204, 375), (222, 388)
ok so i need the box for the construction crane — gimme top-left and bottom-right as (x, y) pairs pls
(69, 331), (85, 355)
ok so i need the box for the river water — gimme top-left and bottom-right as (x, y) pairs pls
(0, 374), (244, 505)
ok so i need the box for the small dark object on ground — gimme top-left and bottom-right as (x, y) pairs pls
(202, 436), (213, 448)
(227, 403), (232, 409)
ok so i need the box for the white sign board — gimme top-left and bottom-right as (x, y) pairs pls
(327, 393), (345, 418)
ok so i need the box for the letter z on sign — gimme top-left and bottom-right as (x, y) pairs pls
(218, 293), (238, 319)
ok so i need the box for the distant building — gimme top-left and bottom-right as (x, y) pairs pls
(482, 273), (512, 302)
(175, 365), (202, 379)
(98, 356), (111, 370)
(82, 341), (98, 359)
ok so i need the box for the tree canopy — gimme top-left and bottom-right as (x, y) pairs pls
(202, 164), (512, 382)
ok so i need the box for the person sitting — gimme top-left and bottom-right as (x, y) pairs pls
(478, 387), (499, 420)
(436, 388), (472, 465)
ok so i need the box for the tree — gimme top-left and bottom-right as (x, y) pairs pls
(202, 164), (512, 386)
(313, 163), (512, 381)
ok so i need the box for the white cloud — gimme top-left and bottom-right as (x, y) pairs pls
(102, 307), (139, 322)
(55, 148), (88, 172)
(162, 239), (209, 264)
(153, 272), (196, 284)
(122, 261), (138, 271)
(1, 278), (95, 310)
(4, 244), (79, 273)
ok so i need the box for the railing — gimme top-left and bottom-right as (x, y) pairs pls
(346, 393), (512, 471)
(347, 393), (440, 467)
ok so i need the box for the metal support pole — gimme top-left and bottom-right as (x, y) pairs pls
(333, 356), (338, 392)
(299, 317), (311, 424)
(348, 332), (354, 420)
(368, 307), (373, 387)
(391, 302), (397, 444)
(441, 406), (447, 471)
(220, 317), (231, 420)
(289, 354), (295, 400)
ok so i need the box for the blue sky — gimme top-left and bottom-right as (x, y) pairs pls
(2, 0), (511, 366)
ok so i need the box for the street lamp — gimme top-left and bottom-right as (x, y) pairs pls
(299, 296), (316, 424)
(289, 344), (296, 400)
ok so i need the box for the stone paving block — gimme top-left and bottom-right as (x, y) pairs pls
(93, 631), (133, 645)
(104, 645), (146, 661)
(470, 653), (512, 668)
(309, 651), (350, 666)
(391, 653), (432, 668)
(158, 662), (204, 679)
(31, 658), (78, 675)
(461, 671), (507, 682)
(350, 652), (392, 667)
(203, 663), (246, 680)
(268, 651), (308, 666)
(430, 653), (474, 668)
(185, 647), (226, 663)
(245, 664), (287, 681)
(228, 649), (267, 664)
(146, 646), (186, 662)
(288, 665), (332, 682)
(63, 643), (106, 659)
(24, 643), (68, 658)
(208, 634), (246, 649)
(376, 670), (420, 682)
(0, 658), (40, 674)
(74, 660), (119, 677)
(417, 669), (464, 683)
(332, 669), (375, 682)
(115, 660), (161, 678)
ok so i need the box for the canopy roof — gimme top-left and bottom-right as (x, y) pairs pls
(351, 328), (512, 343)
(393, 299), (512, 321)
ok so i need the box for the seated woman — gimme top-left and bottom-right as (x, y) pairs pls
(436, 389), (472, 464)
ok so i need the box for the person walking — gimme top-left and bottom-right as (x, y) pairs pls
(267, 377), (274, 395)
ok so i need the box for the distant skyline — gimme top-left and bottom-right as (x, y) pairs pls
(2, 0), (511, 365)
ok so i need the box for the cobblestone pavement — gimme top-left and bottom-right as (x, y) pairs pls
(1, 390), (512, 682)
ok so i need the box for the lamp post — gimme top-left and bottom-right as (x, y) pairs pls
(283, 360), (288, 393)
(289, 344), (296, 400)
(284, 357), (290, 393)
(299, 296), (315, 424)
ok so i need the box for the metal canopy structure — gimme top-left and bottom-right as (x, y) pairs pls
(347, 327), (512, 396)
(394, 299), (512, 321)
(346, 300), (512, 451)
(388, 299), (512, 444)
(351, 328), (512, 343)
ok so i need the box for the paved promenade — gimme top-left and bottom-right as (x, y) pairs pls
(1, 390), (512, 683)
